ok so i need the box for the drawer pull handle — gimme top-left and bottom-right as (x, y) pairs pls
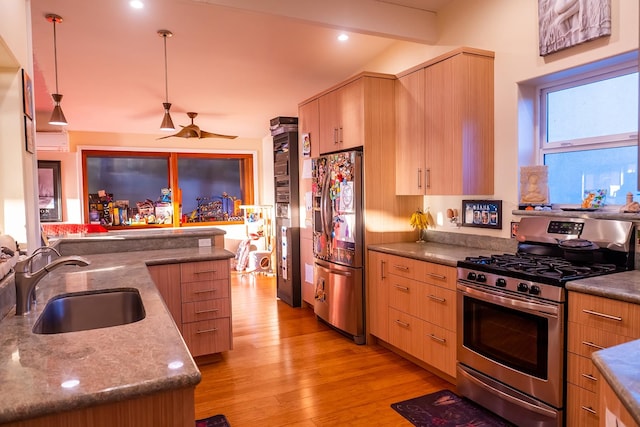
(582, 309), (622, 322)
(395, 319), (410, 328)
(580, 406), (597, 415)
(194, 289), (216, 294)
(581, 373), (598, 382)
(196, 308), (219, 314)
(393, 264), (410, 272)
(582, 341), (605, 350)
(394, 284), (410, 292)
(428, 294), (446, 303)
(196, 327), (218, 334)
(381, 260), (386, 279)
(195, 269), (217, 274)
(429, 334), (446, 343)
(427, 273), (446, 280)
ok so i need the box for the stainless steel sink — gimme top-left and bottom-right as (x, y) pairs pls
(32, 288), (146, 334)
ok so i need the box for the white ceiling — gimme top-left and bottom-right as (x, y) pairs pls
(30, 0), (447, 139)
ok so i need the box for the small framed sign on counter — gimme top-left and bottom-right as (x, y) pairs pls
(462, 200), (502, 229)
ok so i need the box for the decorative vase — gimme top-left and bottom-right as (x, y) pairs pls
(416, 228), (425, 243)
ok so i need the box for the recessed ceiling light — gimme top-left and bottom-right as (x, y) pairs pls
(337, 33), (349, 42)
(129, 0), (144, 9)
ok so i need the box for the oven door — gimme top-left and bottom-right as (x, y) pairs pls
(456, 281), (564, 409)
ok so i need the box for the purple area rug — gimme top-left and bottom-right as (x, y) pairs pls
(196, 414), (231, 427)
(391, 389), (515, 427)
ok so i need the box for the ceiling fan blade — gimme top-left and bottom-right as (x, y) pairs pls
(200, 130), (238, 139)
(156, 126), (200, 140)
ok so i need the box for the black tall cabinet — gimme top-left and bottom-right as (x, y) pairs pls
(271, 117), (301, 307)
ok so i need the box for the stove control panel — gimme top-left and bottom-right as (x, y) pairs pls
(457, 267), (565, 303)
(547, 221), (584, 235)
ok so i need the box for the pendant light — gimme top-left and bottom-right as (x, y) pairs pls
(158, 29), (175, 131)
(46, 14), (67, 126)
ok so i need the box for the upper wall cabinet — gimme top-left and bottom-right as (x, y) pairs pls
(317, 77), (365, 154)
(395, 48), (495, 195)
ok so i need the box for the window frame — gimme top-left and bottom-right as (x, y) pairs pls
(81, 149), (254, 227)
(536, 59), (639, 205)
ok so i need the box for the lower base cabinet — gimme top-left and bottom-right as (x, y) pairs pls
(368, 250), (457, 379)
(148, 259), (232, 357)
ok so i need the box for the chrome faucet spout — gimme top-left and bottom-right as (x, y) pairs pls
(15, 255), (90, 315)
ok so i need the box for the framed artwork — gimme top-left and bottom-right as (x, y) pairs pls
(302, 133), (311, 157)
(22, 69), (34, 119)
(462, 200), (502, 229)
(24, 116), (35, 154)
(538, 0), (611, 56)
(38, 160), (63, 222)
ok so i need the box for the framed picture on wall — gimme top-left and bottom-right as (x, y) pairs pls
(462, 200), (502, 229)
(24, 116), (35, 154)
(38, 160), (63, 222)
(22, 69), (34, 120)
(538, 0), (611, 56)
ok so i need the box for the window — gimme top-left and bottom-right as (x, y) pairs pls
(82, 150), (253, 226)
(539, 61), (638, 206)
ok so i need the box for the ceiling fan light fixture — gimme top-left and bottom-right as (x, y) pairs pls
(158, 29), (175, 131)
(49, 94), (68, 125)
(160, 102), (175, 131)
(46, 14), (68, 126)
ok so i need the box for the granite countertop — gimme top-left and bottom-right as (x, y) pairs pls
(565, 270), (640, 305)
(592, 340), (640, 426)
(0, 245), (233, 424)
(367, 241), (495, 267)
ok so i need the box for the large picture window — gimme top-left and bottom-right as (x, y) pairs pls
(539, 60), (638, 206)
(82, 150), (253, 227)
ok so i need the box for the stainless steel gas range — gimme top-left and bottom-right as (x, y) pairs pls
(456, 216), (634, 427)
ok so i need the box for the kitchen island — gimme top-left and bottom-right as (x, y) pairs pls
(0, 229), (234, 426)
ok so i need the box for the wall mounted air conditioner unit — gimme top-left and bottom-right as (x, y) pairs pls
(36, 131), (69, 152)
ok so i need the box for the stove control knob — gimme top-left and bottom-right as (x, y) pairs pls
(495, 278), (507, 287)
(517, 283), (529, 293)
(467, 272), (477, 281)
(477, 274), (487, 283)
(529, 285), (541, 295)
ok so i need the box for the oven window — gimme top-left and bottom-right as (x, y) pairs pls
(463, 296), (548, 379)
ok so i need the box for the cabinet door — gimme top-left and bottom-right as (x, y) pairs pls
(395, 69), (426, 195)
(424, 52), (494, 195)
(422, 322), (456, 377)
(367, 251), (389, 341)
(147, 263), (182, 327)
(319, 89), (339, 153)
(337, 78), (363, 150)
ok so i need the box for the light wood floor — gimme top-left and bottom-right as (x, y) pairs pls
(194, 272), (454, 426)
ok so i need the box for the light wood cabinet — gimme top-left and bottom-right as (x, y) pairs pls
(298, 98), (320, 306)
(567, 291), (640, 427)
(395, 47), (494, 196)
(600, 375), (638, 427)
(318, 78), (364, 154)
(368, 250), (457, 379)
(148, 259), (232, 357)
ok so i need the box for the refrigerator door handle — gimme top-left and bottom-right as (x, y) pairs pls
(320, 169), (332, 239)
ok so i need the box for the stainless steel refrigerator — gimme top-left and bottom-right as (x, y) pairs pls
(312, 149), (364, 344)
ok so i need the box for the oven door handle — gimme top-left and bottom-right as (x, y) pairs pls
(457, 283), (559, 317)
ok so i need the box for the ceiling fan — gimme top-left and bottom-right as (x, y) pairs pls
(157, 112), (237, 140)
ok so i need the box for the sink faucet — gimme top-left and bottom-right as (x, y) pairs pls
(14, 251), (90, 315)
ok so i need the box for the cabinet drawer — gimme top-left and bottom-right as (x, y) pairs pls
(419, 284), (455, 330)
(388, 307), (423, 359)
(181, 260), (229, 283)
(566, 383), (599, 427)
(181, 279), (229, 303)
(567, 321), (631, 358)
(388, 275), (422, 317)
(385, 254), (421, 280)
(422, 321), (456, 378)
(567, 352), (600, 393)
(569, 291), (640, 337)
(418, 263), (456, 291)
(182, 298), (230, 323)
(182, 318), (231, 357)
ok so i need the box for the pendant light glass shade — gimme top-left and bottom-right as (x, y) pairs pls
(46, 14), (68, 126)
(158, 30), (175, 131)
(49, 94), (68, 125)
(160, 102), (175, 130)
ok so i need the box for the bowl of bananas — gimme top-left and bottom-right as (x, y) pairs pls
(410, 208), (434, 242)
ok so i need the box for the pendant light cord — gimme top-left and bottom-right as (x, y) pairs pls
(52, 18), (59, 94)
(163, 34), (169, 104)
